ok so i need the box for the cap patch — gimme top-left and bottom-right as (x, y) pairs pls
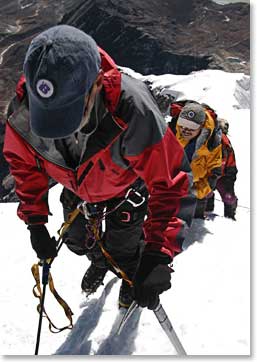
(187, 110), (195, 119)
(36, 79), (54, 98)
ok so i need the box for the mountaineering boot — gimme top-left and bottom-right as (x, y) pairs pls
(224, 203), (236, 220)
(206, 193), (215, 212)
(194, 198), (207, 219)
(118, 280), (134, 308)
(81, 263), (108, 294)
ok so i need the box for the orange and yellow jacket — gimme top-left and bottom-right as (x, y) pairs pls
(172, 110), (222, 199)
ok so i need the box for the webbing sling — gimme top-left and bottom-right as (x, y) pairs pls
(98, 242), (133, 286)
(32, 263), (73, 333)
(89, 219), (133, 287)
(31, 208), (81, 333)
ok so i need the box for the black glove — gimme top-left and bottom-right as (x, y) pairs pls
(28, 224), (57, 260)
(133, 253), (172, 310)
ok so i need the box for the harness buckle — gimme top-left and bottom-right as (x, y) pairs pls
(80, 201), (100, 220)
(125, 188), (146, 208)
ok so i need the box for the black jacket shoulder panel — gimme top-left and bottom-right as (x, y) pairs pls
(114, 74), (168, 157)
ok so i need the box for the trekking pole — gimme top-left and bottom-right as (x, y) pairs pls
(32, 208), (81, 355)
(34, 260), (51, 355)
(34, 232), (64, 355)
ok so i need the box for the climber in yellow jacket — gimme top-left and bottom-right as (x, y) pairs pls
(169, 102), (222, 218)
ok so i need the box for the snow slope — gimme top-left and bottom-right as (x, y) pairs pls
(0, 69), (250, 356)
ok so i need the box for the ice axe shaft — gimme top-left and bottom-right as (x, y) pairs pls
(117, 301), (138, 334)
(117, 301), (187, 356)
(154, 303), (187, 355)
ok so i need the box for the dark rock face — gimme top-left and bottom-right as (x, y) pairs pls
(61, 0), (249, 75)
(0, 0), (250, 201)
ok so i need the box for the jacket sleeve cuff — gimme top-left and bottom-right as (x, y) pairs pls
(26, 215), (48, 225)
(143, 245), (173, 263)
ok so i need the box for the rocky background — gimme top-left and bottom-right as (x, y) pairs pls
(0, 0), (250, 201)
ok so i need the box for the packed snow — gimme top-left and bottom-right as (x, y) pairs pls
(0, 69), (250, 356)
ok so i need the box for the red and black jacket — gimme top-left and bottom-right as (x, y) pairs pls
(221, 133), (238, 182)
(4, 48), (196, 259)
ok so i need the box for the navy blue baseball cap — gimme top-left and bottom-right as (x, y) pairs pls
(23, 25), (101, 138)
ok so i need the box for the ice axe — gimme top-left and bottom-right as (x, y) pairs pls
(117, 301), (187, 356)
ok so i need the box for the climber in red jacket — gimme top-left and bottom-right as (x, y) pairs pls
(4, 25), (196, 309)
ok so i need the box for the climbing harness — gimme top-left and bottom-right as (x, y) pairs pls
(32, 184), (146, 354)
(80, 185), (146, 287)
